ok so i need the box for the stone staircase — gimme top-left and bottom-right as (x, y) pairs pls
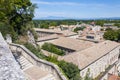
(16, 56), (56, 80)
(17, 56), (33, 71)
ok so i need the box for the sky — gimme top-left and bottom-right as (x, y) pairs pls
(31, 0), (120, 19)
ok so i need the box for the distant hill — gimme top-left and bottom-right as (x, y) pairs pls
(39, 16), (69, 20)
(35, 16), (120, 20)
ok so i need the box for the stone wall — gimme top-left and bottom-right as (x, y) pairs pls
(100, 64), (117, 80)
(80, 45), (120, 79)
(37, 31), (54, 38)
(27, 31), (36, 47)
(9, 43), (67, 80)
(0, 33), (25, 80)
(37, 39), (57, 46)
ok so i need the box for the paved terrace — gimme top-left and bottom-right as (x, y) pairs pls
(24, 66), (54, 80)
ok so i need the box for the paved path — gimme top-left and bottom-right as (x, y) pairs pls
(24, 66), (54, 80)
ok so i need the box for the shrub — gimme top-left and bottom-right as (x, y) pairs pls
(45, 55), (59, 64)
(0, 23), (18, 42)
(74, 26), (85, 33)
(42, 43), (65, 56)
(45, 56), (81, 80)
(58, 60), (80, 80)
(24, 42), (46, 59)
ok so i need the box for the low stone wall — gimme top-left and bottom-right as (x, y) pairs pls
(9, 43), (67, 80)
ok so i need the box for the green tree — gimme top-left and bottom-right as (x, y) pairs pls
(74, 26), (85, 33)
(117, 29), (120, 40)
(103, 30), (119, 41)
(95, 20), (104, 26)
(105, 28), (112, 31)
(0, 23), (18, 41)
(49, 21), (57, 26)
(0, 0), (36, 40)
(114, 23), (120, 28)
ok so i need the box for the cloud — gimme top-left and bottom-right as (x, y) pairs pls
(31, 0), (120, 9)
(32, 1), (81, 6)
(31, 0), (107, 7)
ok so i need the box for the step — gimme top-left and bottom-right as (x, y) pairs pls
(21, 63), (32, 68)
(17, 56), (33, 70)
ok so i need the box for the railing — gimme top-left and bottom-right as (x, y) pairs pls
(9, 43), (67, 80)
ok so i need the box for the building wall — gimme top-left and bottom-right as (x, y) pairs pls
(37, 39), (56, 46)
(117, 59), (120, 73)
(67, 35), (79, 39)
(80, 46), (120, 79)
(37, 31), (54, 38)
(101, 65), (117, 80)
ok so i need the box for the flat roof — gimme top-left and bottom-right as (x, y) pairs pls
(37, 34), (58, 42)
(59, 40), (120, 69)
(34, 28), (77, 37)
(51, 37), (94, 51)
(34, 28), (62, 34)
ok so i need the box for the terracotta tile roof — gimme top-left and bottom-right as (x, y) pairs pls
(51, 37), (94, 51)
(34, 28), (62, 34)
(59, 40), (120, 69)
(34, 28), (77, 37)
(108, 74), (120, 80)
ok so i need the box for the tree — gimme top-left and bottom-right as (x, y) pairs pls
(103, 30), (120, 41)
(0, 22), (18, 41)
(114, 23), (120, 28)
(95, 20), (104, 26)
(49, 21), (57, 26)
(117, 29), (120, 41)
(74, 26), (85, 33)
(105, 28), (112, 31)
(0, 0), (36, 39)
